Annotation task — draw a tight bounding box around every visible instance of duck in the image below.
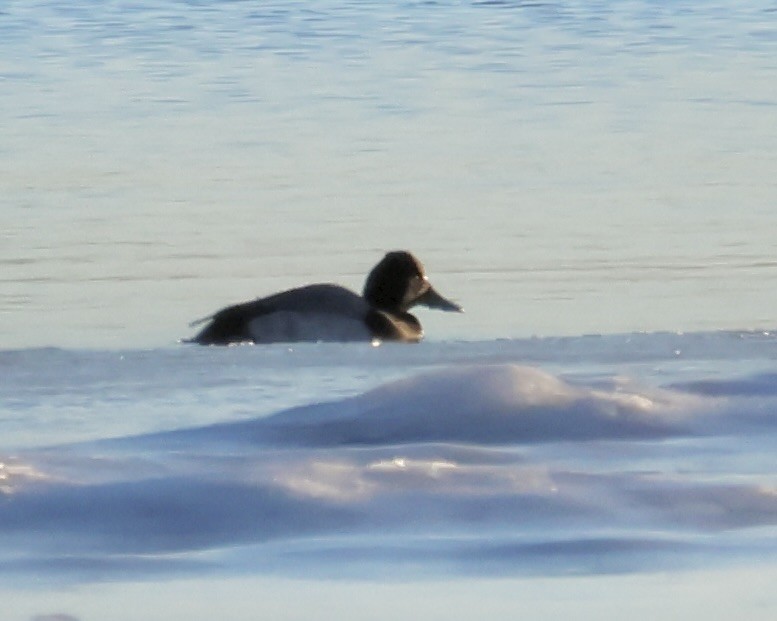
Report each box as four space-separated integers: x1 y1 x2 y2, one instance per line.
187 251 463 345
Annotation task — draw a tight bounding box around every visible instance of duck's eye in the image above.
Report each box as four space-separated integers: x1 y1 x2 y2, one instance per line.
415 275 430 294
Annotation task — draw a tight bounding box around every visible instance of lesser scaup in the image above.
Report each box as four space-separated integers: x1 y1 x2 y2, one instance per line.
187 251 462 345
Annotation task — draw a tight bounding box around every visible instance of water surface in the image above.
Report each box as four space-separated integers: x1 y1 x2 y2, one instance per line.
2 0 776 348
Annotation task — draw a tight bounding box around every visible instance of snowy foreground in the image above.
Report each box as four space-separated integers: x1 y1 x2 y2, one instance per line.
2 332 776 620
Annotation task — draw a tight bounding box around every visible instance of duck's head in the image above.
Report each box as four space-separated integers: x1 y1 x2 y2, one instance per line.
362 251 463 314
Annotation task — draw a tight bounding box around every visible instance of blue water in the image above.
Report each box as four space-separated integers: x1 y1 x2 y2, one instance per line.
3 0 777 348
2 1 777 620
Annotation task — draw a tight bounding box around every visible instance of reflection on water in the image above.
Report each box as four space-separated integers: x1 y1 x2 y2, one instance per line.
2 1 776 347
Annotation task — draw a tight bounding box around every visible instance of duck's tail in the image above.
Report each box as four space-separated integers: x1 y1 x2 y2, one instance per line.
188 314 213 328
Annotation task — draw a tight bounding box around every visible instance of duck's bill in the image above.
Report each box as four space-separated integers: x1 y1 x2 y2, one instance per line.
417 286 464 312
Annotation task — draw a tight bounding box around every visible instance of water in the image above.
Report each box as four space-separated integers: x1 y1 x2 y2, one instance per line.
2 1 777 620
3 0 777 348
